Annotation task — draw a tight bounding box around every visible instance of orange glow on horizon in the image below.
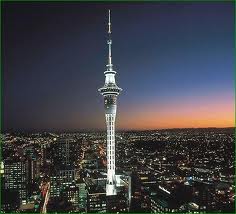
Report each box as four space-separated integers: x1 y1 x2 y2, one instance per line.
117 94 234 130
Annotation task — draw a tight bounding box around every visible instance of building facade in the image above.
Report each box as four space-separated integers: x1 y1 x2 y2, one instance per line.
3 159 28 205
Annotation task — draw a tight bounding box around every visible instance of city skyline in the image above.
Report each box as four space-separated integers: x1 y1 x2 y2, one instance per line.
3 2 234 132
1 128 234 212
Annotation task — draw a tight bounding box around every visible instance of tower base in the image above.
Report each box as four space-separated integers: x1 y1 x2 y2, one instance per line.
106 183 117 196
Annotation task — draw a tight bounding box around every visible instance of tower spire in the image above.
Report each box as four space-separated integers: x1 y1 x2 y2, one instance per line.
107 9 113 71
108 9 111 34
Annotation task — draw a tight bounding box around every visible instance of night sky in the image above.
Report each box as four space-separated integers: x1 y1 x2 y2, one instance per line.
3 2 234 132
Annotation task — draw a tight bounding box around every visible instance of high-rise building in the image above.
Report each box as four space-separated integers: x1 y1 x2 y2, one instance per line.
50 166 76 197
24 148 40 183
85 178 107 212
61 182 79 208
78 180 87 210
3 159 28 205
40 143 47 166
53 137 75 167
98 10 122 196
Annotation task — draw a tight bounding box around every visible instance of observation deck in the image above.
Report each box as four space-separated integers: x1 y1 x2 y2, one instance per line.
98 83 122 96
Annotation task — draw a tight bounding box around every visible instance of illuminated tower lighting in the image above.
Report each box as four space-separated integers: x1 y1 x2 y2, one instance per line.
98 10 122 196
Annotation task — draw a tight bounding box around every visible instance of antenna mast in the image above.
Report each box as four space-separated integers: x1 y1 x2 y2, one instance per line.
107 10 112 70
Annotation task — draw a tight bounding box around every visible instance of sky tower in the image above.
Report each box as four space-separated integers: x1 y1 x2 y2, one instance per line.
98 10 122 196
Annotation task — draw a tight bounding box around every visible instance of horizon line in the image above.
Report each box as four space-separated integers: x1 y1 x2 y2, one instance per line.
2 126 234 134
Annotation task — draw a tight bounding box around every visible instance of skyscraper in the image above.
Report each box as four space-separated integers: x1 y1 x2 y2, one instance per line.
52 137 76 167
3 159 28 205
98 10 122 196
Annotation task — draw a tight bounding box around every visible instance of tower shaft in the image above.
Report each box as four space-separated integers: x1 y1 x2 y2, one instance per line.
106 113 116 195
